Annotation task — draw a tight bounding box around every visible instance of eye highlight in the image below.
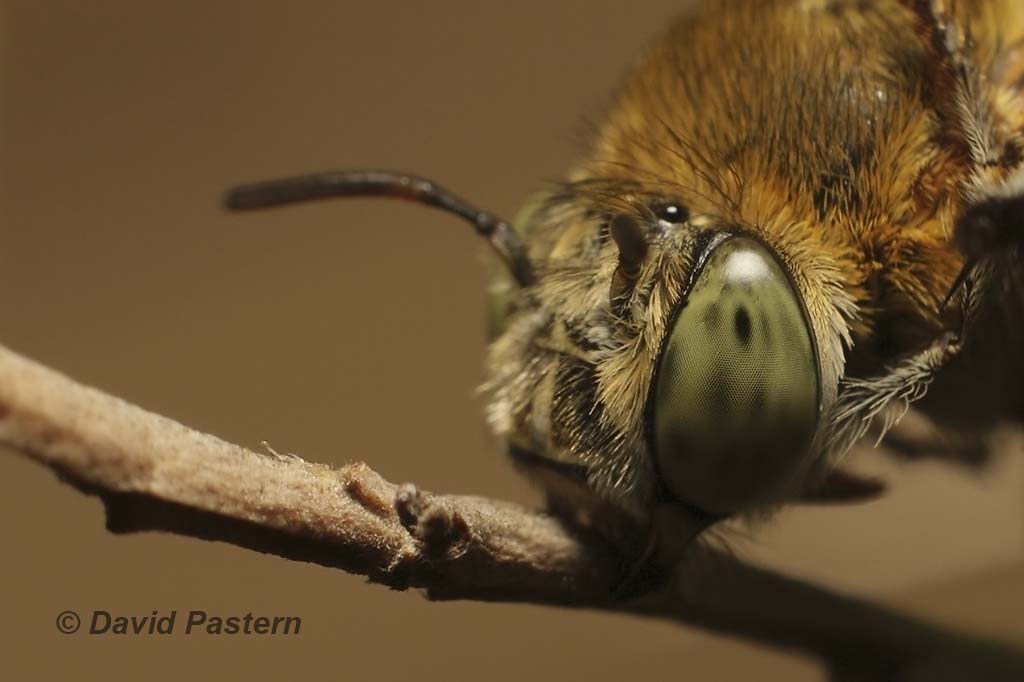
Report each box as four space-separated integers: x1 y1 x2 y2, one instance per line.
650 237 819 514
651 200 688 224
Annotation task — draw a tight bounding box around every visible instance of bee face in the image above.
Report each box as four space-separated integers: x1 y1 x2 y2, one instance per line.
231 0 1024 534
484 0 1024 524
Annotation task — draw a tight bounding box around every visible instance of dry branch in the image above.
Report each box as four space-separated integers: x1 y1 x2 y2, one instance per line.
0 342 1021 681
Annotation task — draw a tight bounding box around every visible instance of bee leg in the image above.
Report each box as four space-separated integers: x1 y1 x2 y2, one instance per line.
900 0 964 65
822 331 963 460
899 0 986 168
902 0 1024 311
535 491 667 600
606 523 661 600
947 183 1024 311
610 503 715 600
944 178 1024 319
955 192 1024 263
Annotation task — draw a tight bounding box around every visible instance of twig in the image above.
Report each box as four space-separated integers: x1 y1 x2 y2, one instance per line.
0 343 1021 680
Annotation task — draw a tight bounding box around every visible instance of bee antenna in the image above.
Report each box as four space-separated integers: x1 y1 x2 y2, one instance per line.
609 213 648 316
224 170 534 287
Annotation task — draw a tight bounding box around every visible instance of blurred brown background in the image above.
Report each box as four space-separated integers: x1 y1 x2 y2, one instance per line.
2 2 1023 681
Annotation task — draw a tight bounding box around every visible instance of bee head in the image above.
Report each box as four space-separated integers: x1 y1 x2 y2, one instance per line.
491 179 830 519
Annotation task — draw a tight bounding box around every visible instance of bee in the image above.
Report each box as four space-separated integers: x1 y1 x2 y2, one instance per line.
227 0 1024 554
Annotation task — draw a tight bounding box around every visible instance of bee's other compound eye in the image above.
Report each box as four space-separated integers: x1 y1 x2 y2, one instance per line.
651 200 688 225
651 237 819 515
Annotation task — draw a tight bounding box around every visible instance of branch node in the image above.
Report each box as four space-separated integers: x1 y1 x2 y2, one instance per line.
341 463 394 519
395 483 470 560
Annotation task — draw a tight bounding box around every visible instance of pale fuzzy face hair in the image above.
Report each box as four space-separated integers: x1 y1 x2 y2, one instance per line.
485 0 1024 522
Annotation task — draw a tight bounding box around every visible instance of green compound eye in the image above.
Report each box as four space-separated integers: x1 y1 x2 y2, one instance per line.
651 237 819 515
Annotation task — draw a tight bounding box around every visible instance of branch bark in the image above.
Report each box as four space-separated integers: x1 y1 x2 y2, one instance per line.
0 343 1021 681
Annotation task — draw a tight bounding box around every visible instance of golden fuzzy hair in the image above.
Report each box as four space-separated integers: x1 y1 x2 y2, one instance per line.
484 0 1024 525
